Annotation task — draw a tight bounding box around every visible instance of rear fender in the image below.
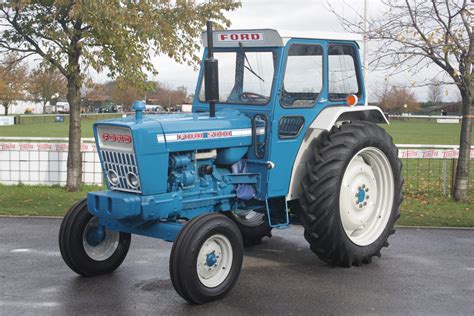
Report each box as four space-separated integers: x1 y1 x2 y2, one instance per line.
287 106 388 201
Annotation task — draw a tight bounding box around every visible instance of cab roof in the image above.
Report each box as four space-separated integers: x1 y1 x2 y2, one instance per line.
202 29 362 48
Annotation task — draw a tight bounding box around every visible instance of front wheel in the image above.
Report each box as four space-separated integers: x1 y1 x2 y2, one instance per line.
300 121 403 267
169 213 243 304
225 210 272 247
59 199 131 276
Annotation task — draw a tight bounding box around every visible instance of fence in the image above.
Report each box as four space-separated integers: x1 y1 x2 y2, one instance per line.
398 144 474 195
0 138 473 194
14 113 124 125
0 138 102 186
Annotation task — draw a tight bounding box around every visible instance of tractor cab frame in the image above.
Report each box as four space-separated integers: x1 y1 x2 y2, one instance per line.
194 28 386 206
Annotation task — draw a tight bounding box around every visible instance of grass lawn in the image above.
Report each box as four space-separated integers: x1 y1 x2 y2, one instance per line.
398 192 474 227
0 184 102 216
0 120 95 138
382 120 472 145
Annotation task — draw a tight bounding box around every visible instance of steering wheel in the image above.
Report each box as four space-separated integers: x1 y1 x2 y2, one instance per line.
240 92 268 102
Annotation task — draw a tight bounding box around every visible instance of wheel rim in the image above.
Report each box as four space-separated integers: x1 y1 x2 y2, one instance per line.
339 147 394 246
196 234 233 288
82 217 120 261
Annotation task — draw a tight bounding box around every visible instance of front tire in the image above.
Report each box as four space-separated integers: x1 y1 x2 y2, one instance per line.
225 210 272 247
169 213 243 304
300 121 403 267
59 199 131 276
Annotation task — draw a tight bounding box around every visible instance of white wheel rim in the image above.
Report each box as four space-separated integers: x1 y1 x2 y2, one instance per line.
339 147 394 246
197 234 233 288
82 217 120 261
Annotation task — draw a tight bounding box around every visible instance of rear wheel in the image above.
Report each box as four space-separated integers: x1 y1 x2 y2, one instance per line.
226 210 272 247
59 199 131 276
170 213 243 304
300 121 403 267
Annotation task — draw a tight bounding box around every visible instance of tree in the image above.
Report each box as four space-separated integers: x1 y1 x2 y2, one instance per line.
376 83 420 113
428 80 443 106
147 82 191 110
0 1 240 191
28 66 67 114
109 79 145 111
331 0 473 201
0 53 28 115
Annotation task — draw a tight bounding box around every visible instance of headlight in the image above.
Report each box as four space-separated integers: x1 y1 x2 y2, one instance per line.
107 170 119 186
126 172 139 188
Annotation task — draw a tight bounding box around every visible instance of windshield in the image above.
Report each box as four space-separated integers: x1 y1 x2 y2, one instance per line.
199 49 276 105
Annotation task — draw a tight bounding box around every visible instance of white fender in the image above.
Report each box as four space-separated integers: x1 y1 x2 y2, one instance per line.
287 106 388 201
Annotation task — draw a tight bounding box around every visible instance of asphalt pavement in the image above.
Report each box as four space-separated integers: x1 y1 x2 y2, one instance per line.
0 217 473 315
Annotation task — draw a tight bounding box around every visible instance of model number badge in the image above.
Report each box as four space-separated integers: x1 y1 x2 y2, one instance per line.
102 133 132 143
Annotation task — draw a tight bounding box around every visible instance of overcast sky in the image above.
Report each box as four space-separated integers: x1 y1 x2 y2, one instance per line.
94 0 459 102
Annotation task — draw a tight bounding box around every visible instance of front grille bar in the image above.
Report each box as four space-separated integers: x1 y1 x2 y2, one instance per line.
101 149 141 193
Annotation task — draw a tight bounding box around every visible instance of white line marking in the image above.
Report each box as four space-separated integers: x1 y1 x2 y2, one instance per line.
0 301 60 308
10 248 31 253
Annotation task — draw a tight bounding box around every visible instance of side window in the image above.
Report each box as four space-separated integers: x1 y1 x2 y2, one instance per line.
328 44 360 100
281 44 323 107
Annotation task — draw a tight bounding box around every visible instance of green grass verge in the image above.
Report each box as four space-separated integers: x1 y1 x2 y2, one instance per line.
382 120 473 144
0 184 102 216
0 120 95 138
399 192 474 227
0 184 473 227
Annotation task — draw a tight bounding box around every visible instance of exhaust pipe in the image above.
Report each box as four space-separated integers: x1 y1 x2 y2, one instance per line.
204 21 219 118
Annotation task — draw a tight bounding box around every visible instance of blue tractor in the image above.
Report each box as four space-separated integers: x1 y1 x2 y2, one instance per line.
59 22 403 304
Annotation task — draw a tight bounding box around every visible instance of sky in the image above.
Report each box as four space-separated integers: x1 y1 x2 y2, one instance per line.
123 0 459 103
8 0 458 103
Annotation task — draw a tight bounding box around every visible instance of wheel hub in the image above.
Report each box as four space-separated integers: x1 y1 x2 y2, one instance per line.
205 251 218 267
82 217 120 261
355 185 370 207
85 225 106 246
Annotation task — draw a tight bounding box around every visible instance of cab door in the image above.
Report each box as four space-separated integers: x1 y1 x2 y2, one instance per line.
266 39 328 198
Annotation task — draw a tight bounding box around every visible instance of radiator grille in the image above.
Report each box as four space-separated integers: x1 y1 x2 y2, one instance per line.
101 149 141 193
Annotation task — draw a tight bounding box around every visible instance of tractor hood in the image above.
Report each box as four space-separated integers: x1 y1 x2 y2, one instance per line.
94 109 253 154
154 110 253 152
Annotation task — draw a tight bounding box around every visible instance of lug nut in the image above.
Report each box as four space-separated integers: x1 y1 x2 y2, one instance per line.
364 201 367 206
365 188 369 192
362 184 366 188
366 195 370 199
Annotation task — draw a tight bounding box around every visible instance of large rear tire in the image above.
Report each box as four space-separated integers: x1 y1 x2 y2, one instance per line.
59 199 131 276
300 121 403 267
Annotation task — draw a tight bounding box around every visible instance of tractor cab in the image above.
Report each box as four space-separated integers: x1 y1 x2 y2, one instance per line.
193 29 372 200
